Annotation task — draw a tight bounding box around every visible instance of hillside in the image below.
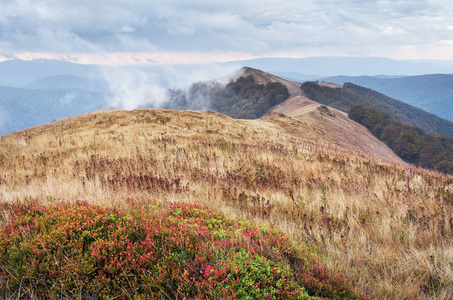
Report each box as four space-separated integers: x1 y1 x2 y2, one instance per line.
321 74 453 122
165 68 401 162
0 109 452 299
271 96 402 162
300 81 453 137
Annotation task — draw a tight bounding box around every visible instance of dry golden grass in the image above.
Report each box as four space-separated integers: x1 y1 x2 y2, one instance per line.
271 95 403 163
1 108 452 299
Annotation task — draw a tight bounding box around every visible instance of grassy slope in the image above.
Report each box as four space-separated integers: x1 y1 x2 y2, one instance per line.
271 95 402 163
0 109 452 299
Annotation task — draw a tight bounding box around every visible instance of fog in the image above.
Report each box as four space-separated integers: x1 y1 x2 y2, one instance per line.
101 63 242 110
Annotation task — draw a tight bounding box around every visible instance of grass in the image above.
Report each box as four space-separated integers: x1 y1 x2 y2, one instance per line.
0 108 452 299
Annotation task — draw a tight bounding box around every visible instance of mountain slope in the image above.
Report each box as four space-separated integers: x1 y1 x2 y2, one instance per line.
348 104 453 173
165 67 401 162
166 67 293 119
321 74 453 122
300 81 453 137
0 109 451 299
271 96 402 162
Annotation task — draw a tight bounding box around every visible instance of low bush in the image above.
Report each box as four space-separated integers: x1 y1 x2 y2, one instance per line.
0 200 359 299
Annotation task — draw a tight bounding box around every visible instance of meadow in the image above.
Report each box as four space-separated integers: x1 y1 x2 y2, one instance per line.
0 109 452 299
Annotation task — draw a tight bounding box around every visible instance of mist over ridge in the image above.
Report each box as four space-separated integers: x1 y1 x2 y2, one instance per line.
1 57 453 137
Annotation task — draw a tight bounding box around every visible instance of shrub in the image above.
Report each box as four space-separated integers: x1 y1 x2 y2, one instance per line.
0 200 359 299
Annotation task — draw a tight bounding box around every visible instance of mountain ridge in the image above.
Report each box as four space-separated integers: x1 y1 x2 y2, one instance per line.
270 95 402 163
22 74 106 91
300 81 453 137
319 73 453 122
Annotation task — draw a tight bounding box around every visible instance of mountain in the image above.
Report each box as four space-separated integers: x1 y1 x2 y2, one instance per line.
0 66 402 165
0 108 451 299
165 67 294 119
224 56 453 76
0 59 101 86
300 81 453 137
0 86 106 135
164 67 402 162
2 65 452 156
319 74 453 122
23 74 107 92
226 69 452 171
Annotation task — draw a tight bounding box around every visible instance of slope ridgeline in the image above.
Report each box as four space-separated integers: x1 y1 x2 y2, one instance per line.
300 81 453 138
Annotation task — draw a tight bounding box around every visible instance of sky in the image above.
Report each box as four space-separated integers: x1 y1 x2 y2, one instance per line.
1 0 453 65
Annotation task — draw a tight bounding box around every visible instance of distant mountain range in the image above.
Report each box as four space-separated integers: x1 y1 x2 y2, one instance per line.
226 57 453 76
0 59 101 86
1 58 453 137
0 86 105 135
317 74 453 122
22 74 107 92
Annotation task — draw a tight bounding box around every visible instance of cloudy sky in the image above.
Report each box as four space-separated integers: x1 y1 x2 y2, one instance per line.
1 0 453 64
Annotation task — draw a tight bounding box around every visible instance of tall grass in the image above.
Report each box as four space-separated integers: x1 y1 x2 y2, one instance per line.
0 109 452 299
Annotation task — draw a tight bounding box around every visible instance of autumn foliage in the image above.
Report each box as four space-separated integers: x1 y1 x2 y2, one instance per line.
0 200 358 299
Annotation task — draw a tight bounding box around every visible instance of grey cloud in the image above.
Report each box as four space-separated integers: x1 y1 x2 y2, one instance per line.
0 0 452 57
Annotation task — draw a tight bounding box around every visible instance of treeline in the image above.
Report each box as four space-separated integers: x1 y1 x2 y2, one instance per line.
211 75 289 119
348 104 453 174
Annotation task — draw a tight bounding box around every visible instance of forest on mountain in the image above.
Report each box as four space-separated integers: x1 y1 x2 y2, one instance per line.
300 82 453 137
212 75 290 119
167 75 290 119
167 81 223 111
349 104 453 174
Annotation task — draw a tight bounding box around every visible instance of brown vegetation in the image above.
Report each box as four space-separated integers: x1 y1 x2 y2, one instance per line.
271 95 403 163
1 108 452 299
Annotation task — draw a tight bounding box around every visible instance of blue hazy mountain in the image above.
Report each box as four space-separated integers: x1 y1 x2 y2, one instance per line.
0 59 101 86
0 86 106 135
23 74 107 92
